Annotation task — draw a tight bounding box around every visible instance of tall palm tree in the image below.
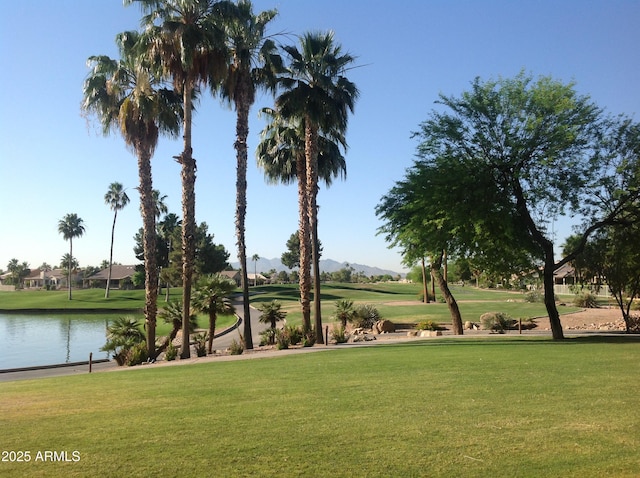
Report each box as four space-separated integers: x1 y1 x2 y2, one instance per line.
82 29 182 358
275 31 358 341
57 213 85 300
104 182 130 298
192 273 236 353
219 0 280 349
256 107 349 341
251 253 260 286
129 0 229 359
151 189 169 219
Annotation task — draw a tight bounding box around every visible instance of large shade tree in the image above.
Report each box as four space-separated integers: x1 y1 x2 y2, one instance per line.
57 213 85 300
82 29 182 357
104 181 130 298
381 72 639 340
128 0 230 358
270 33 358 341
219 0 280 350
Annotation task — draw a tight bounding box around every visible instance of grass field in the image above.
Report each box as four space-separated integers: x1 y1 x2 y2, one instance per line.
0 282 583 333
1 336 638 477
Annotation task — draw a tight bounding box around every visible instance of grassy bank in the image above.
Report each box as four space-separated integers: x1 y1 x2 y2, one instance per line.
1 336 638 477
0 283 581 331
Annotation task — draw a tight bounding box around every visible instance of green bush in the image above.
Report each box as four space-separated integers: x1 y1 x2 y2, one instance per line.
229 338 244 355
416 292 435 302
416 320 442 331
573 292 598 308
126 342 148 366
523 290 543 303
165 342 178 361
259 328 277 346
302 329 316 347
330 325 349 344
353 304 381 329
194 333 208 357
480 312 514 333
275 329 290 350
284 325 303 345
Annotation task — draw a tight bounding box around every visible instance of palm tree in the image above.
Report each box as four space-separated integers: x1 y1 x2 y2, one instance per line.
157 300 198 354
219 0 280 350
158 212 182 301
82 29 182 358
104 182 130 298
251 253 260 286
256 108 348 342
57 213 85 300
256 299 286 330
129 0 229 359
274 31 359 342
151 189 169 219
192 274 236 353
333 299 356 329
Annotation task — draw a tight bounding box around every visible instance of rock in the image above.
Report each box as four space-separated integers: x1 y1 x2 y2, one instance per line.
407 330 418 337
419 330 442 337
375 320 395 333
464 321 473 330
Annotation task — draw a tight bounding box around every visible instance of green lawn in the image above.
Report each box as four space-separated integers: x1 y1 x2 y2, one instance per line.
251 282 580 327
0 282 581 333
1 336 638 477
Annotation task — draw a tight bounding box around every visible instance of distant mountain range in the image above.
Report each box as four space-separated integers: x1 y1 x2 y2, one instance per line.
231 257 402 278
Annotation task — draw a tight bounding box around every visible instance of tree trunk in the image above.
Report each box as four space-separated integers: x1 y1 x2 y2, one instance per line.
68 239 73 300
180 81 196 359
297 129 312 333
137 146 158 359
421 257 428 303
234 86 253 349
105 210 117 299
305 120 323 343
543 247 565 340
431 250 463 334
207 308 216 354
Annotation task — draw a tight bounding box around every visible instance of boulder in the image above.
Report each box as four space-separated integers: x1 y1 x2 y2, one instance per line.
375 320 395 334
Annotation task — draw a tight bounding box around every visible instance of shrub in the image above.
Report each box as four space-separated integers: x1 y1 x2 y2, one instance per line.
193 333 208 357
275 329 290 350
229 338 244 355
573 292 598 308
126 342 148 366
165 342 178 361
284 325 303 345
331 325 349 344
259 328 277 346
523 290 543 303
416 320 442 331
353 304 381 329
302 329 316 347
480 312 514 333
627 315 640 333
417 292 435 303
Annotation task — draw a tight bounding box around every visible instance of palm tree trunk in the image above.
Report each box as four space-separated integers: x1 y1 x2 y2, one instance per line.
234 85 253 349
180 80 196 359
297 146 312 333
208 308 216 354
68 239 73 300
138 146 159 359
105 210 117 299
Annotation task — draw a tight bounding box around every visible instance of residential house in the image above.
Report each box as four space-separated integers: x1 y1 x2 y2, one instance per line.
87 265 137 290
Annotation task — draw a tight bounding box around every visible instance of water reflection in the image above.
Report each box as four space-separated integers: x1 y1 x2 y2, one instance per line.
0 313 136 369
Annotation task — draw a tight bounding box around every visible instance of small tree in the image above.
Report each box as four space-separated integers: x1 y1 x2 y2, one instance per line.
192 274 237 353
256 300 287 344
333 299 356 328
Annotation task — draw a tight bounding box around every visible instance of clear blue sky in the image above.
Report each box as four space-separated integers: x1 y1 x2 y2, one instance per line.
1 0 638 275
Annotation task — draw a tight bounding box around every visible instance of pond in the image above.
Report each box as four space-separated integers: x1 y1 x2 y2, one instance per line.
0 313 130 370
